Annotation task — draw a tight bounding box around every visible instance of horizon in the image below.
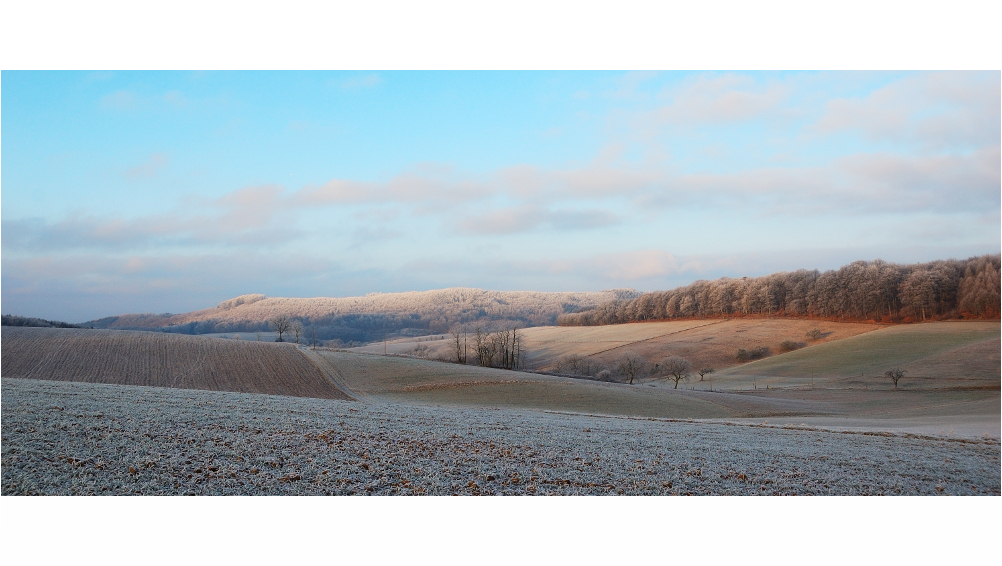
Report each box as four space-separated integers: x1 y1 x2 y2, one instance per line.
3 71 1000 322
6 252 1000 325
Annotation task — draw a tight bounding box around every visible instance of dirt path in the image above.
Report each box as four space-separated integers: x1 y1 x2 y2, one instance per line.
298 347 361 401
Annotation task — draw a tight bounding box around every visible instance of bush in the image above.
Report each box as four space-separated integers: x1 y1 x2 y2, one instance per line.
596 369 613 382
805 328 823 340
736 347 770 362
779 340 806 352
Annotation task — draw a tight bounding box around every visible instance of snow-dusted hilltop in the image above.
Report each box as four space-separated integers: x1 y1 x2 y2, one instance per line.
86 287 640 345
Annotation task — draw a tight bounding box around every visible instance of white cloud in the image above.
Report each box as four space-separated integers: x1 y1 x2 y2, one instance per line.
812 71 1000 149
100 90 136 110
124 153 168 180
641 73 791 129
340 74 382 90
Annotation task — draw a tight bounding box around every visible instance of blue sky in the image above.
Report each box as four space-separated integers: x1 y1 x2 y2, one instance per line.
2 70 1000 321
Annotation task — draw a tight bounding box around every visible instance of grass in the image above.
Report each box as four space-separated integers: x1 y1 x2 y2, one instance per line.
715 321 1000 390
317 350 746 419
351 318 883 374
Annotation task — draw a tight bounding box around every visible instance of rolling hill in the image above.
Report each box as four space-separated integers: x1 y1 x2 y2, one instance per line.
84 288 639 345
350 318 884 374
1 327 352 400
713 321 1000 390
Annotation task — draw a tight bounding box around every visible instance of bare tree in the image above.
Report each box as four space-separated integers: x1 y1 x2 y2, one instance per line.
617 354 646 385
474 326 492 367
884 367 906 389
291 320 304 344
697 367 715 381
661 356 692 389
271 316 290 342
451 326 468 364
556 354 581 374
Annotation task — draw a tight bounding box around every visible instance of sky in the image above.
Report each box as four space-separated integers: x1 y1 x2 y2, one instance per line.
2 70 1000 322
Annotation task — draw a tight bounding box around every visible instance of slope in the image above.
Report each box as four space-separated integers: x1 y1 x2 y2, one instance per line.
1 327 352 400
713 321 1000 390
314 350 828 419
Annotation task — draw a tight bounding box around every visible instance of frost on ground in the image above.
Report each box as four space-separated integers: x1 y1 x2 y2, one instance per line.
2 378 998 496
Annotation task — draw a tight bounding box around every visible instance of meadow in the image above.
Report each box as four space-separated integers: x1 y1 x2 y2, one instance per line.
714 321 1000 388
352 318 883 372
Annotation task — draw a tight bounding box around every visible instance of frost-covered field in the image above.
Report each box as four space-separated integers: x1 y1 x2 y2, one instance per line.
3 378 998 496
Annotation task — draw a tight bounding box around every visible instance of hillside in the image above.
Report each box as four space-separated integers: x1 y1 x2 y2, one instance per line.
85 288 638 345
313 349 802 419
0 327 351 400
559 254 1001 326
350 318 883 375
712 321 1000 391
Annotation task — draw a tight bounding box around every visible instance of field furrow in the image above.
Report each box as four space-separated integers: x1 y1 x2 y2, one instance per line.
1 327 351 400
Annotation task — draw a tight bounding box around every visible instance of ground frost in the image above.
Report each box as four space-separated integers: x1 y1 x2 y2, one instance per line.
2 379 999 496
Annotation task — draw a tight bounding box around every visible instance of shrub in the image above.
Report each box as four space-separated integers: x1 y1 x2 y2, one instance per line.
805 328 823 340
779 340 806 352
736 347 770 362
596 369 613 382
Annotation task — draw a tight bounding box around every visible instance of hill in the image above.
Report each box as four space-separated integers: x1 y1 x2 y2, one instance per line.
313 349 829 419
712 321 1000 391
350 318 883 375
2 314 81 329
559 254 1000 325
0 327 351 400
84 288 638 345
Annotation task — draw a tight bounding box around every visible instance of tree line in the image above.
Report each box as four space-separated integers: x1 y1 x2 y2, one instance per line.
450 325 524 370
1 314 82 329
557 254 1001 326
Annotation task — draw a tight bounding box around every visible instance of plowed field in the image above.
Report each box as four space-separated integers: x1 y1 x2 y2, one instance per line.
1 327 351 400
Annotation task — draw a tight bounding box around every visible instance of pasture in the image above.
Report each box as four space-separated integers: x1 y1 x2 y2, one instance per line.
315 350 753 419
714 321 1000 390
348 318 883 373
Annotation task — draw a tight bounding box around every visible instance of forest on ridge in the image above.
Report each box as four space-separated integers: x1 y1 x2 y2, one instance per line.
558 254 1001 326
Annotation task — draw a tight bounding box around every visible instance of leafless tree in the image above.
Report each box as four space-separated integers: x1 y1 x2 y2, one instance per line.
474 327 492 367
661 356 692 389
291 320 304 344
884 367 906 389
471 325 524 370
697 367 714 381
617 354 646 385
271 316 290 342
556 354 581 374
451 325 468 364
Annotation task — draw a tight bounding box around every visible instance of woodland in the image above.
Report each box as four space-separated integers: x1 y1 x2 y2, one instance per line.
558 255 1001 326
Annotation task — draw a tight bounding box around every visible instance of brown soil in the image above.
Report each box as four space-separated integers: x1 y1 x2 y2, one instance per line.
1 327 352 400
